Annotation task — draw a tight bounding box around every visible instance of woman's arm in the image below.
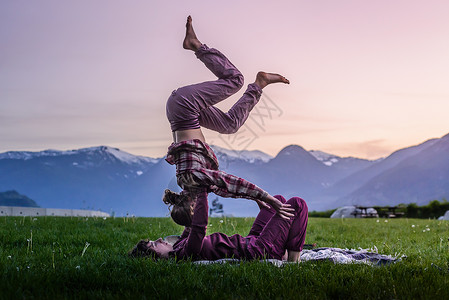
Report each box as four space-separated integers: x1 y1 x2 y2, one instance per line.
179 227 191 239
184 189 209 256
200 170 294 219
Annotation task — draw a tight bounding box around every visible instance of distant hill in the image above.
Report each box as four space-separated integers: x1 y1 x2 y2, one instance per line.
0 146 167 216
0 190 40 207
324 137 438 201
0 133 448 216
337 133 449 207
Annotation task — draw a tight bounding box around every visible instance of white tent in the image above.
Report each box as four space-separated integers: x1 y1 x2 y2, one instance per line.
438 210 449 220
330 206 378 218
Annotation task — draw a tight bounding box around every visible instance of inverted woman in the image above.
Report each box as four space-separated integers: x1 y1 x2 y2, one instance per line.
131 189 308 262
165 16 292 219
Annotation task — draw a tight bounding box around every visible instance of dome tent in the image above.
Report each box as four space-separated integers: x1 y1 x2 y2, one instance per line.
438 210 449 220
330 206 378 218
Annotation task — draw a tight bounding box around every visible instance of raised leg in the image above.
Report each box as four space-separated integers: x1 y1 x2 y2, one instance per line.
171 44 244 113
197 72 290 134
285 197 308 252
247 195 286 237
198 83 262 134
250 197 308 259
166 16 244 132
183 16 244 104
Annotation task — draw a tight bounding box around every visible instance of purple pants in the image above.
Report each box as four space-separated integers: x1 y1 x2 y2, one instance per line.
166 44 262 133
246 195 309 260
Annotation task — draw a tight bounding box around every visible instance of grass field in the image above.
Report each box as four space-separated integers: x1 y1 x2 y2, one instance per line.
1 215 448 299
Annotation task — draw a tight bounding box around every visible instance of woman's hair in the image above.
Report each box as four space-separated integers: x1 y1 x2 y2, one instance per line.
128 239 159 259
163 189 193 227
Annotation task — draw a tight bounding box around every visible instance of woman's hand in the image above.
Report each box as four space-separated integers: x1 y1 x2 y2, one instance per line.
255 199 271 210
266 196 295 220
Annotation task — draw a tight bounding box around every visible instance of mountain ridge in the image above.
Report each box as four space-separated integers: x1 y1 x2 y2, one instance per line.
1 133 448 216
0 190 40 207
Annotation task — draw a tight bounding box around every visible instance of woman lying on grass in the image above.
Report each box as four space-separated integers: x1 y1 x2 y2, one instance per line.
129 189 308 262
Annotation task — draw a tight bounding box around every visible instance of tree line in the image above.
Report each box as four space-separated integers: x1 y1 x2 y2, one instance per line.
402 199 449 219
309 199 449 219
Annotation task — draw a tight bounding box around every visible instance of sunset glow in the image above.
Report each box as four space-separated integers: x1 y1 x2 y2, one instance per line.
1 0 449 159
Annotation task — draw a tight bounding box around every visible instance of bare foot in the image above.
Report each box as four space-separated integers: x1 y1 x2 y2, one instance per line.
183 16 202 51
254 72 290 89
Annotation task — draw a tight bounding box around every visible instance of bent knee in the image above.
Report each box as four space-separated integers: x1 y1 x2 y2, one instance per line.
226 73 244 92
233 73 244 88
287 197 308 213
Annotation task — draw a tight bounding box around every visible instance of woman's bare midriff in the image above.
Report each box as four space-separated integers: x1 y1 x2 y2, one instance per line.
173 128 206 143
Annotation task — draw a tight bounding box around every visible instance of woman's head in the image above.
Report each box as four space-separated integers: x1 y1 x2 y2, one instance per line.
128 238 173 259
163 189 194 227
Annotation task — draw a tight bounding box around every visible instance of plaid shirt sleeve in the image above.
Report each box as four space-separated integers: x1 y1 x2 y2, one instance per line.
166 139 267 201
192 168 268 201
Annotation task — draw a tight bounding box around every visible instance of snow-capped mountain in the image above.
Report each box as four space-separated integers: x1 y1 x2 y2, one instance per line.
211 145 273 164
309 150 375 176
309 150 339 166
0 146 159 165
1 133 448 216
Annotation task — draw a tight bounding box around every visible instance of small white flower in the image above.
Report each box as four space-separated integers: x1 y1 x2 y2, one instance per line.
220 220 224 223
384 220 388 223
76 265 81 269
422 229 426 232
103 217 107 220
81 242 90 257
376 220 380 223
27 266 30 269
7 255 12 259
16 267 19 271
33 218 37 221
426 228 430 231
411 225 415 228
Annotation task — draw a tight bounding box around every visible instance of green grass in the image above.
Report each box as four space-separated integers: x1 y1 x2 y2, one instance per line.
1 216 448 299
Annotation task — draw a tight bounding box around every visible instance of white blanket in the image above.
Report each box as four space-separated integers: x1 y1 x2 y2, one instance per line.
193 247 404 266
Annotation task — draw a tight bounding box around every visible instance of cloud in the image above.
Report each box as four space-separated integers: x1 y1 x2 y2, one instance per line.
320 139 394 159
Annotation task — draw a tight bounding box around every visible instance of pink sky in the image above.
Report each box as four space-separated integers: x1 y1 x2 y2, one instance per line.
1 0 449 159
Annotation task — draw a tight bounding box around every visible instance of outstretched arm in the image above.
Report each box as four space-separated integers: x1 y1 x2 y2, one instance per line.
202 170 294 219
184 189 209 257
179 227 191 239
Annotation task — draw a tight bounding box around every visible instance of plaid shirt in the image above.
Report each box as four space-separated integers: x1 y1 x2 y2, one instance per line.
166 139 267 201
